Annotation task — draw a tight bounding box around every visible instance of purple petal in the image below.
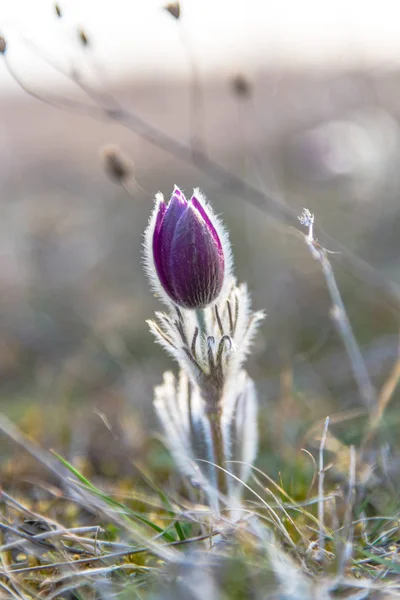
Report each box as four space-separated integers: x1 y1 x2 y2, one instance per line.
152 200 171 295
172 185 185 201
157 189 187 295
190 194 223 255
169 204 224 308
160 189 188 252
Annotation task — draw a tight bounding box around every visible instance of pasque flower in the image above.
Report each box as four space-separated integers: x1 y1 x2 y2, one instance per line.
145 185 263 511
144 187 229 309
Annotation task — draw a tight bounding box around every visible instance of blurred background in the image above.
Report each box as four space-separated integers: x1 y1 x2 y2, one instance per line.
1 0 400 488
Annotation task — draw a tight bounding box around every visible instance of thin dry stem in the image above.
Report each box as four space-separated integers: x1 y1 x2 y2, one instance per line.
336 445 356 577
300 211 377 410
363 331 400 448
318 416 330 563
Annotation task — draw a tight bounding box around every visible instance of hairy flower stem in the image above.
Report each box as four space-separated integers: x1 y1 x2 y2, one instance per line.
208 407 228 498
195 307 228 500
195 308 208 337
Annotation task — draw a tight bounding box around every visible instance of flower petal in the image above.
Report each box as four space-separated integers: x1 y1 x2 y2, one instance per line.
191 194 223 255
152 199 170 296
156 188 188 298
169 204 224 308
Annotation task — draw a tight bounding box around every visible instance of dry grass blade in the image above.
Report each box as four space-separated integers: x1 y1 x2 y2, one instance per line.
318 416 330 563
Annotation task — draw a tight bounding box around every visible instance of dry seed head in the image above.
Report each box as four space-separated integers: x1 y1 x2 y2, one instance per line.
231 74 251 99
100 145 133 184
77 27 89 47
164 2 181 20
0 35 6 55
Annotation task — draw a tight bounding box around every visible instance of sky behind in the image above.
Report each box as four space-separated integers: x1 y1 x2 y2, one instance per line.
0 0 400 96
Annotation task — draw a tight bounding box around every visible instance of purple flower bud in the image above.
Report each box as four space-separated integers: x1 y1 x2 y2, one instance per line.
145 187 227 309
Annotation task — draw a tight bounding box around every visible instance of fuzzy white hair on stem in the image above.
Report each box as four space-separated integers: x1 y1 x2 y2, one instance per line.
147 279 264 385
154 370 218 508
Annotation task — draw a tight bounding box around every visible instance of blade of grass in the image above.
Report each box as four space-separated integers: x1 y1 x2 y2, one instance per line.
133 462 187 542
52 451 176 543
